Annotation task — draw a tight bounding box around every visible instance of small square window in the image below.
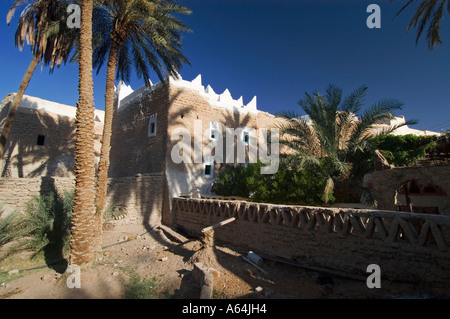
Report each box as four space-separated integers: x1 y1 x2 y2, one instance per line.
150 122 155 135
203 163 213 178
148 113 157 137
209 122 219 141
37 135 45 146
243 131 250 144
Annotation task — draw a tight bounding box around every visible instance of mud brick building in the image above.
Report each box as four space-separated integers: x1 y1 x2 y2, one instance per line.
0 74 285 224
0 73 447 224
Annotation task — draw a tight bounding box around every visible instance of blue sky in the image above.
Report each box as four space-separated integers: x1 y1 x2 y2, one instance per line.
0 0 449 131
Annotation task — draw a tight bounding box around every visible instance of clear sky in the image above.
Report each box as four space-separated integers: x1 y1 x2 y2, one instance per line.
0 0 449 132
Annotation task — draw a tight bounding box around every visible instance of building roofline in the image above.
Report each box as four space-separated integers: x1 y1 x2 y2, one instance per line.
116 73 259 115
2 93 105 123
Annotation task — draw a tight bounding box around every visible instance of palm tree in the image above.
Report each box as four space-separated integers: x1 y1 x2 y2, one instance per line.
391 0 450 49
91 0 191 246
278 84 411 203
0 0 77 157
69 0 98 265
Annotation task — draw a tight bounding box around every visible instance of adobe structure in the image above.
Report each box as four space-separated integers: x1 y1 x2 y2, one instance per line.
0 74 285 224
109 74 285 224
2 75 449 289
0 94 104 178
0 73 447 224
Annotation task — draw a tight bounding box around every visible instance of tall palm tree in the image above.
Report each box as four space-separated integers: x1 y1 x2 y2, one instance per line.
0 0 77 157
91 0 191 246
69 0 98 265
392 0 450 49
278 84 411 202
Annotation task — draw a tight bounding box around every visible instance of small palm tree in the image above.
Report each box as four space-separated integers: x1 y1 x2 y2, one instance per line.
278 84 411 203
0 0 77 157
69 0 98 265
392 0 450 50
91 0 191 246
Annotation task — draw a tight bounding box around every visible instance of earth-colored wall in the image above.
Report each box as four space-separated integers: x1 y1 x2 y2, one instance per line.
109 81 286 225
0 173 164 228
173 197 450 288
0 99 103 178
364 164 450 215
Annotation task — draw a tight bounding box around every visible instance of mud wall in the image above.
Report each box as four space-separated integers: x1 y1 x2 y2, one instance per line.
173 197 450 288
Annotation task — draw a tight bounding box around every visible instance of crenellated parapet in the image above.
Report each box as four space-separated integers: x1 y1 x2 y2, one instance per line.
115 73 258 114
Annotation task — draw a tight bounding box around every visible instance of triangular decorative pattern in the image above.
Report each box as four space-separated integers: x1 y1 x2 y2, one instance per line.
171 197 449 252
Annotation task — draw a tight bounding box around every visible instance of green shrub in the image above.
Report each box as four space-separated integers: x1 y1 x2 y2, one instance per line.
124 273 157 299
374 134 437 167
0 190 74 263
213 161 334 206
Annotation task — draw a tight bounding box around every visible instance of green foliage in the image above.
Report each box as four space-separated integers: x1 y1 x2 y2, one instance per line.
0 190 74 262
213 161 334 206
91 0 191 84
373 134 437 167
277 84 408 194
124 273 157 299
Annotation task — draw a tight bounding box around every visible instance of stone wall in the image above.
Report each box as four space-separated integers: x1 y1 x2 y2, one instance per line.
173 197 450 288
364 164 450 215
0 173 164 228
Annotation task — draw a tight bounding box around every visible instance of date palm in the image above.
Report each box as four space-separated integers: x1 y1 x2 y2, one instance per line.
278 84 410 203
0 0 77 157
91 0 191 246
69 0 97 265
392 0 450 49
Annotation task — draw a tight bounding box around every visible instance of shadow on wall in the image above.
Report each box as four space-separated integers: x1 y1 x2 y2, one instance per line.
0 98 76 178
164 90 255 225
107 87 189 231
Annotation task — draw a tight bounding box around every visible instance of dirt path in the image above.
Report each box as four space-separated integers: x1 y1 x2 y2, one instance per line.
0 221 446 299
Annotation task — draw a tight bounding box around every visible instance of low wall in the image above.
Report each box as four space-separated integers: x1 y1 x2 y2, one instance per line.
173 197 450 288
364 164 450 215
0 173 164 227
0 177 74 215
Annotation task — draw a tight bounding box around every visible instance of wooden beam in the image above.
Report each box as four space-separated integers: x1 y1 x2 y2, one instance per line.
201 217 236 233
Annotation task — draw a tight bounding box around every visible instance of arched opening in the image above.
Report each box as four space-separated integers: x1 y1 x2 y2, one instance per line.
395 179 446 214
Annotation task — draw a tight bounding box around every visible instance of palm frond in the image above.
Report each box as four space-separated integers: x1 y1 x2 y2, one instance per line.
340 85 368 114
426 0 446 49
7 0 31 25
391 0 417 21
92 0 191 84
10 0 78 70
322 177 334 204
392 0 448 49
275 110 304 120
279 83 407 185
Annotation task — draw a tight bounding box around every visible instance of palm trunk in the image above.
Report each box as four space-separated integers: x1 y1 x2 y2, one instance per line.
69 0 97 266
0 55 40 157
94 40 120 250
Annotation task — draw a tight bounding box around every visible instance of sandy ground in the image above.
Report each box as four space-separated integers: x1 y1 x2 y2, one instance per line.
0 221 447 300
